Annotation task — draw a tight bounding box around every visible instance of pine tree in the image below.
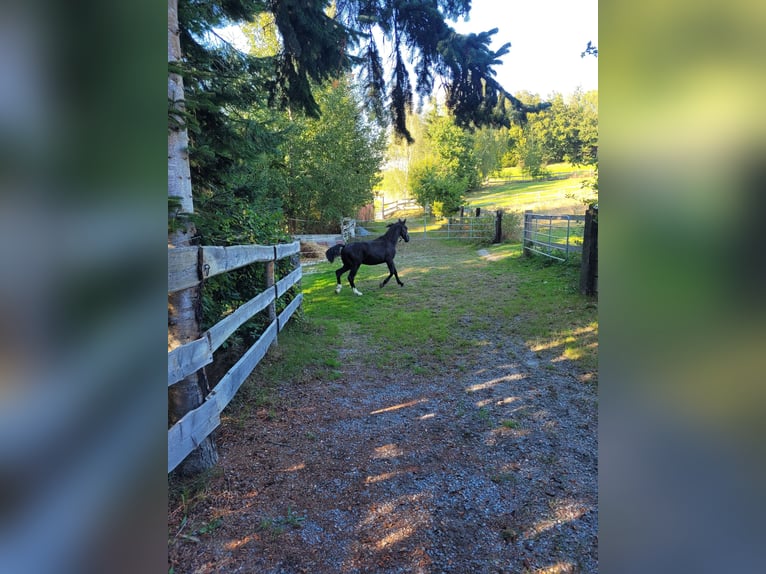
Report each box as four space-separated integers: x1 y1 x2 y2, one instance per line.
177 1 550 144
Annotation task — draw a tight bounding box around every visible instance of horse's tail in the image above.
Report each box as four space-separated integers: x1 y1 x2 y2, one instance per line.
326 244 344 263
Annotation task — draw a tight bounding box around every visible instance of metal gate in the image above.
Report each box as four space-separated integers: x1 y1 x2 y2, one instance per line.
522 211 585 261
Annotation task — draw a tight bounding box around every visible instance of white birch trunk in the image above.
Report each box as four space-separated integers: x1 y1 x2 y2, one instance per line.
168 0 217 475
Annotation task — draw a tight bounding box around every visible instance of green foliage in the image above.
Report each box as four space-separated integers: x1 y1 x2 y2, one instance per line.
425 111 480 190
193 188 291 339
406 110 481 215
178 0 550 144
499 210 522 243
522 89 598 168
409 159 466 217
283 77 386 232
271 239 598 388
518 133 550 179
473 126 508 181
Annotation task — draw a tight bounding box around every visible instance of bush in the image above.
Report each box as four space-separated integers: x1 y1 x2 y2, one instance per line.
500 210 523 242
409 160 466 217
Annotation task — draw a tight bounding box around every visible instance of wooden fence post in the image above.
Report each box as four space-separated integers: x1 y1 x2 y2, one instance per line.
523 210 533 257
266 250 277 347
579 205 598 295
493 209 503 243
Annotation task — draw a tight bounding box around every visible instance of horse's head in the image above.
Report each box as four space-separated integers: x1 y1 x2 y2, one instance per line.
385 218 410 243
397 218 410 242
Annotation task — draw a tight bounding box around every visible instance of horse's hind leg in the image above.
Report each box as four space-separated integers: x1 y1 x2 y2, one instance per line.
348 265 363 296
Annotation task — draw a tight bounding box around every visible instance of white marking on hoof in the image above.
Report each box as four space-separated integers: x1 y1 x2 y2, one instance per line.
352 288 363 296
335 284 342 294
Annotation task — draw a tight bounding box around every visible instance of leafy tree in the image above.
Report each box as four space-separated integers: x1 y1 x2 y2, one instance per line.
425 110 480 191
473 126 509 181
283 77 387 232
409 158 466 217
517 132 548 179
566 89 598 166
179 0 549 143
527 92 566 164
505 89 598 176
376 112 428 202
408 107 479 214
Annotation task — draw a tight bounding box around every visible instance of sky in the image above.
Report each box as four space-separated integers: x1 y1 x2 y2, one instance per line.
448 0 598 97
217 0 598 98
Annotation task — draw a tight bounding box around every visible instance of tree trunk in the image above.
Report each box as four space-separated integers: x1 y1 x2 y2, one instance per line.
168 0 217 475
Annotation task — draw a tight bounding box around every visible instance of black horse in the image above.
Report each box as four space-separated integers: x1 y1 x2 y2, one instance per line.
325 219 410 296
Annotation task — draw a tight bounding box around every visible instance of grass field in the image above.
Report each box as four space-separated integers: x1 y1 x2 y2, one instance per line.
377 170 594 221
360 174 592 244
234 240 597 416
376 162 596 211
465 176 593 216
232 170 598 417
492 161 593 179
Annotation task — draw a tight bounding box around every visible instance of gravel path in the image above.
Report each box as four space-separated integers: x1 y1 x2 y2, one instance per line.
169 324 597 573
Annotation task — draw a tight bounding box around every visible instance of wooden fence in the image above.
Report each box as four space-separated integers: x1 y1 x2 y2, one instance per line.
356 211 503 242
377 197 420 219
579 205 598 295
522 211 585 262
167 241 302 473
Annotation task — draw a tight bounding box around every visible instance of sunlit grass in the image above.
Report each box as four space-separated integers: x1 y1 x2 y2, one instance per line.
492 161 592 179
466 177 591 214
283 240 596 381
233 237 598 421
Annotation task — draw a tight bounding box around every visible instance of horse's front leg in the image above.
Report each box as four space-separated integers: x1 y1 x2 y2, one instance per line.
348 265 363 296
335 264 350 294
379 260 403 288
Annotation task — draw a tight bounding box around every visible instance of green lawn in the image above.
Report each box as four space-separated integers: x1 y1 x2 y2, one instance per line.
492 161 593 179
465 176 593 215
237 240 597 415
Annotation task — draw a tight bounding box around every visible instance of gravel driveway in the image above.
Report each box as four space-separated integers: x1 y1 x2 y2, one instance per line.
169 246 597 573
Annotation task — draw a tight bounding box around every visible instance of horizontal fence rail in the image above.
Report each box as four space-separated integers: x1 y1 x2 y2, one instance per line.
376 197 420 220
168 243 300 293
522 211 585 261
167 241 302 473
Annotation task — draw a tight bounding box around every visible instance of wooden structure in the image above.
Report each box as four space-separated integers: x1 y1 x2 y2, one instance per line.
167 241 302 473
